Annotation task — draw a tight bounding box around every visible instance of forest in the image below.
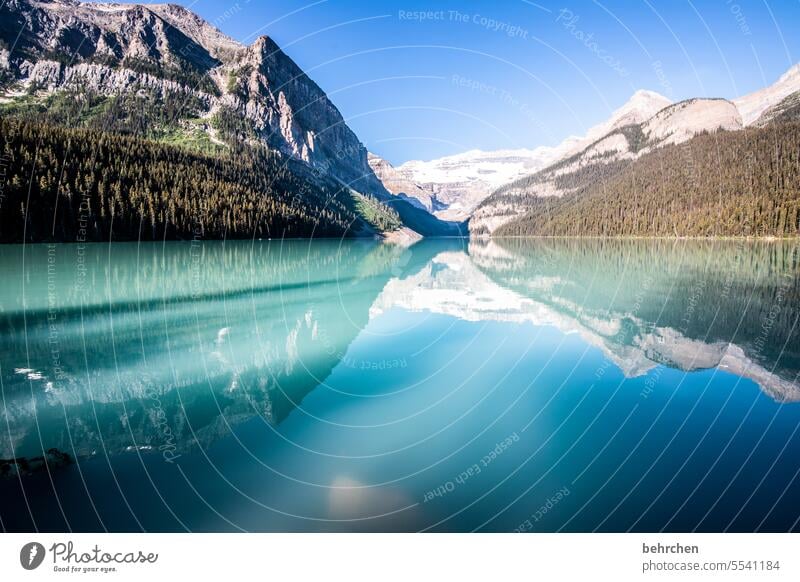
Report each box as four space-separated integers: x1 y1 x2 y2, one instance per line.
0 118 399 242
495 122 800 238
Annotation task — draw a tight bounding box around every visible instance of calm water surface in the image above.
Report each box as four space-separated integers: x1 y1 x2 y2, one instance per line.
1 238 799 532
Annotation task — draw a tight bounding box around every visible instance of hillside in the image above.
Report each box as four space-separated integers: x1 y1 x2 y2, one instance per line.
471 97 746 236
464 66 799 238
494 122 800 238
0 118 403 242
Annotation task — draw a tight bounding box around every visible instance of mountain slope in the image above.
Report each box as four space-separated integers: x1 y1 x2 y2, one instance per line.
734 63 800 126
0 117 405 242
471 95 744 236
471 65 799 238
495 121 800 238
753 89 800 127
575 89 673 146
0 0 457 239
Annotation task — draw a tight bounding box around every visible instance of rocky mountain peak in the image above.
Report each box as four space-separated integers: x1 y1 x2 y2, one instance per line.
0 0 391 199
585 88 671 141
777 62 800 84
145 2 243 59
226 32 381 193
250 34 280 53
734 61 800 125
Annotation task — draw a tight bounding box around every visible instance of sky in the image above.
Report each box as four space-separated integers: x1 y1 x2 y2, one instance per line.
160 0 799 165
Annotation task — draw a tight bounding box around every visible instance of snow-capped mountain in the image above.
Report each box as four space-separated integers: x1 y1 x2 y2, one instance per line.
380 63 799 236
390 147 572 221
469 60 800 237
384 89 672 222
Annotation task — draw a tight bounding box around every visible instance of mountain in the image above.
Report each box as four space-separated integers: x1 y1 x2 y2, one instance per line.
754 90 800 126
494 120 800 238
380 90 672 223
470 91 688 235
471 65 800 237
734 63 800 125
386 64 799 238
0 0 370 187
389 147 573 221
368 152 437 213
2 1 796 241
575 89 673 145
0 0 457 240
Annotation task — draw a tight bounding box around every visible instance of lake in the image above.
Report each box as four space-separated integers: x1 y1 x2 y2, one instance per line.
1 238 799 532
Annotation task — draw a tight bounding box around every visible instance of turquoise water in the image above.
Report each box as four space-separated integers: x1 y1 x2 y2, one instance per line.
1 238 799 532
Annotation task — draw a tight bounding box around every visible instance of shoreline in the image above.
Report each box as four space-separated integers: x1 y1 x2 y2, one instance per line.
481 235 800 241
2 234 799 246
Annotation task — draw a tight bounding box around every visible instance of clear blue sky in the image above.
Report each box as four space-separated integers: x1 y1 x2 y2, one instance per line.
173 0 798 164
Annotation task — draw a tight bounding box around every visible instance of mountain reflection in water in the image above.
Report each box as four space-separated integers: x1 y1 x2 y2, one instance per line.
0 238 798 532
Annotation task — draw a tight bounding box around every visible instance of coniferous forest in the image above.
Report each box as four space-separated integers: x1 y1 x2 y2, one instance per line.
496 122 800 238
0 118 399 242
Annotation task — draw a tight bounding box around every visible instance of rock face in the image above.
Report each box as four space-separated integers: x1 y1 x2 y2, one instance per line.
368 152 437 212
0 0 387 200
642 98 742 146
1 1 231 84
229 35 384 195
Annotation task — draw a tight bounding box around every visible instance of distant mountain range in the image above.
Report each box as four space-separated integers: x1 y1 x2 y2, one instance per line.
380 67 800 236
373 89 672 222
0 0 797 241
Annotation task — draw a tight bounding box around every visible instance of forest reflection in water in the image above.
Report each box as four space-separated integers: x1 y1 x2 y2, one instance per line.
0 237 798 532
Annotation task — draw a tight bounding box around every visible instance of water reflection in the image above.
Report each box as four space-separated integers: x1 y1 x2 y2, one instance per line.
0 240 449 460
1 238 798 463
469 239 800 402
1 238 799 532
